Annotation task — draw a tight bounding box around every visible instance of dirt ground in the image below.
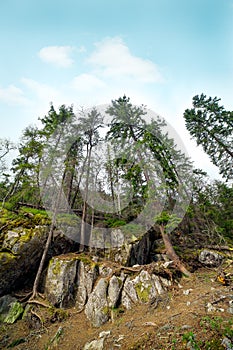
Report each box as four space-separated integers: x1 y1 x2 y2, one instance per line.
1 267 233 350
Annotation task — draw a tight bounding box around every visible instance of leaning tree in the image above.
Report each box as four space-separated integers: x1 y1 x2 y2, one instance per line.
183 94 233 181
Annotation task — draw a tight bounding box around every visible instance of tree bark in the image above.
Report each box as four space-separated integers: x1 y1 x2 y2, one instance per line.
159 224 191 277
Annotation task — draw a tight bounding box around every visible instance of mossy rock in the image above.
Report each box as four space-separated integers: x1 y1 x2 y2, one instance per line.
135 282 152 303
0 295 24 324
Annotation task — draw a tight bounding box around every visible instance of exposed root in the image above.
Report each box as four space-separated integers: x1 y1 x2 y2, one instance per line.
27 299 50 308
31 309 44 326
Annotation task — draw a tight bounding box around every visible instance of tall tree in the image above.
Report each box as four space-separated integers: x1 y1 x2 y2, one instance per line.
107 96 192 275
184 94 233 180
78 107 103 250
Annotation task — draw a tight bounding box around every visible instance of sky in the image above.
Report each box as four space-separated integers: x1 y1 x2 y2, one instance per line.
0 0 233 179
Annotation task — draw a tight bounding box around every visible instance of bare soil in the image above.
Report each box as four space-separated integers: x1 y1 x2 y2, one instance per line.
1 267 233 350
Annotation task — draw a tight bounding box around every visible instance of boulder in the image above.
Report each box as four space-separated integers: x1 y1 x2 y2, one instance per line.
0 226 48 296
122 270 168 309
85 278 110 327
45 254 80 307
0 295 24 324
108 273 125 308
198 249 224 267
75 260 99 310
83 338 104 350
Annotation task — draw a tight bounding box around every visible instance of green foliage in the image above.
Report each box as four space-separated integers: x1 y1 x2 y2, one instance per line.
184 94 233 180
104 218 127 228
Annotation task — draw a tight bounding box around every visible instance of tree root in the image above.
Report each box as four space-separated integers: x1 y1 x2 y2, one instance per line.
27 299 50 308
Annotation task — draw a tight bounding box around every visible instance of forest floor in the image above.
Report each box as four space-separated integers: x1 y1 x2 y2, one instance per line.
1 266 233 350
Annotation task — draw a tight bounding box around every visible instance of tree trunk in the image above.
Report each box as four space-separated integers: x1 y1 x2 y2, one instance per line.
159 224 191 277
80 144 92 251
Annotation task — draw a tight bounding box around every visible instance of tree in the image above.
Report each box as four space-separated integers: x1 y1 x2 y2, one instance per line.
106 96 192 275
78 107 103 250
0 139 15 202
31 104 79 299
183 94 233 180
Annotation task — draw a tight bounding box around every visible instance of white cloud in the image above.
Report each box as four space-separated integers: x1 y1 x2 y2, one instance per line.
38 46 74 67
0 85 30 106
87 37 163 83
72 73 106 91
21 77 60 102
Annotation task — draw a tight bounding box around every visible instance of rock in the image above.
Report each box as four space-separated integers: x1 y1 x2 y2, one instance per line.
121 270 167 309
83 338 104 350
83 330 111 350
75 260 99 310
127 230 158 266
0 226 48 296
228 300 233 314
198 249 224 267
85 278 110 327
0 295 24 324
221 337 233 350
108 273 125 308
99 265 113 277
99 330 111 338
45 254 79 307
121 276 139 309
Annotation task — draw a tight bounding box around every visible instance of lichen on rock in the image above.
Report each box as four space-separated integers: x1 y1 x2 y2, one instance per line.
0 295 24 324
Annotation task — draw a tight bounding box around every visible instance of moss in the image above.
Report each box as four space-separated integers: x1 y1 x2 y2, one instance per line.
102 306 110 316
51 258 62 275
135 282 151 303
2 301 24 324
0 252 17 265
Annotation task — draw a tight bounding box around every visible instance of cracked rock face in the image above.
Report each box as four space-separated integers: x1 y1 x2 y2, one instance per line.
44 252 172 327
45 254 80 308
75 261 99 310
84 278 110 327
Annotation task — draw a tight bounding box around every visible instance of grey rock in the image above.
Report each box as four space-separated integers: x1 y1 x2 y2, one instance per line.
45 255 79 307
108 274 125 308
75 261 98 310
121 270 166 309
85 278 110 327
221 337 233 350
228 300 233 314
83 338 104 350
198 249 223 267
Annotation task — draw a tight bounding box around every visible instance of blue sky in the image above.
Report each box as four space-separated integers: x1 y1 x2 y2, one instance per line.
0 0 233 178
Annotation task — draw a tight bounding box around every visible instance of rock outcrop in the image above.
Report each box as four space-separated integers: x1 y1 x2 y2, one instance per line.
44 253 172 327
0 226 79 297
0 226 48 296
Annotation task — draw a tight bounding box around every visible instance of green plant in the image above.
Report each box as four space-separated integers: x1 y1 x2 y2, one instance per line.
182 331 200 350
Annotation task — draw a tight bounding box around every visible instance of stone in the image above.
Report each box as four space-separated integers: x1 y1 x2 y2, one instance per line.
85 278 110 327
108 273 125 308
83 338 104 350
45 254 79 308
121 276 139 309
75 260 99 310
99 330 111 338
228 300 233 314
198 249 224 267
0 226 48 296
0 295 24 324
121 270 166 309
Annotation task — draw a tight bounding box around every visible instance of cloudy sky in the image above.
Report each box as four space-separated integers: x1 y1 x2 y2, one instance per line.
0 0 233 178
